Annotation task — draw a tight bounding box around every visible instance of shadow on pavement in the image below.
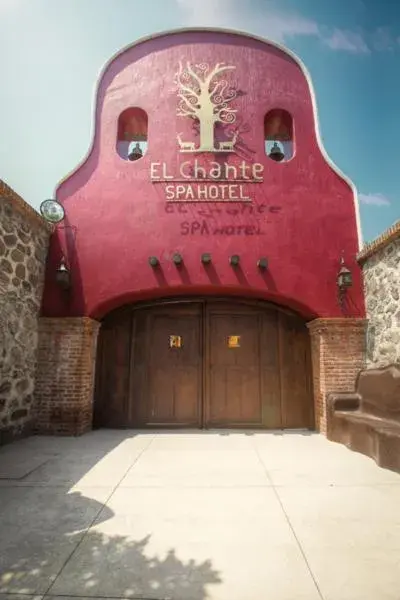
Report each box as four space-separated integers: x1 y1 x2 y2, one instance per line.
0 432 222 600
0 487 222 599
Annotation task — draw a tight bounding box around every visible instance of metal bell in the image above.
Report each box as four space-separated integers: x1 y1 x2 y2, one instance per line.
269 141 285 162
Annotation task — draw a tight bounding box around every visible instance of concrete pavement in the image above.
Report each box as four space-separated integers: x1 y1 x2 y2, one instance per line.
1 430 400 600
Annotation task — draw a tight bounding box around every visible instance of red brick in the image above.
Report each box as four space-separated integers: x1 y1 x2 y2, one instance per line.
307 318 367 433
34 317 100 435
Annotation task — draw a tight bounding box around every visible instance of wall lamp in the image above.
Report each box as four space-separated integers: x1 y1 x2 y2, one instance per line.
173 253 183 266
257 257 268 270
337 256 353 308
229 255 240 267
201 253 212 265
55 257 71 290
148 256 160 267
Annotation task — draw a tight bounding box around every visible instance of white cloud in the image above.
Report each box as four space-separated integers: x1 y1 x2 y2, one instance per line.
323 29 370 54
175 0 319 43
372 27 396 51
256 11 319 42
175 0 384 55
0 0 20 10
175 0 231 27
359 193 391 206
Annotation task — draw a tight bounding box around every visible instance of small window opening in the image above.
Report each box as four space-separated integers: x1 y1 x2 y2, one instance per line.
264 109 294 162
116 107 148 161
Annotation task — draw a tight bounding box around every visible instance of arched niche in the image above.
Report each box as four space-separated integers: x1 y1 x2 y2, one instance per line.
264 109 294 162
116 107 148 161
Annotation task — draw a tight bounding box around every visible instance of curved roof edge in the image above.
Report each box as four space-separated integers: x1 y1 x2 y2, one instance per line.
54 27 363 249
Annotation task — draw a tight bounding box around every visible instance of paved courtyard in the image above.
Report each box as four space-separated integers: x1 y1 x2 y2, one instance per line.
0 430 400 600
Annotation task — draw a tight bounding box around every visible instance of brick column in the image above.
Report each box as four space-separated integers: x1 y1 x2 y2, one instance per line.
307 319 367 434
34 317 100 435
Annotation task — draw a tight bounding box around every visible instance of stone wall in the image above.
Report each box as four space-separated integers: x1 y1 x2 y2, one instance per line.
0 179 52 444
358 220 400 368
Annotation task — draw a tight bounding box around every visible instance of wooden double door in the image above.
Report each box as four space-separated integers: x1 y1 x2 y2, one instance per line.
94 299 314 429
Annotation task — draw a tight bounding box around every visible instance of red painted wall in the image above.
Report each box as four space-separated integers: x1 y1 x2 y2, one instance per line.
41 29 365 320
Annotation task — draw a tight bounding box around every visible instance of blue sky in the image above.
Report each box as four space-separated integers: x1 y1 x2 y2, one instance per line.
0 0 398 243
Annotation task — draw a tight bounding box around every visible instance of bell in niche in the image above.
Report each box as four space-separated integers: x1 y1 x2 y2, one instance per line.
128 142 143 161
268 141 285 162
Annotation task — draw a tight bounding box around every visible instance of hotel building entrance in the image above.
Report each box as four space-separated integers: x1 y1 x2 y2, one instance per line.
94 299 314 430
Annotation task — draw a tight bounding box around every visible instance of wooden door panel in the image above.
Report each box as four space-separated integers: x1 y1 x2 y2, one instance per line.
279 312 313 429
207 310 262 425
149 369 173 422
260 310 282 428
93 312 132 427
209 368 261 422
145 308 202 426
130 310 150 426
147 366 200 423
173 368 201 421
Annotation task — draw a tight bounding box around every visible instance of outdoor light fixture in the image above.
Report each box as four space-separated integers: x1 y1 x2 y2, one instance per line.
148 256 159 267
229 255 240 267
55 257 71 290
201 253 212 265
268 142 285 162
173 253 183 266
337 256 353 308
257 257 268 270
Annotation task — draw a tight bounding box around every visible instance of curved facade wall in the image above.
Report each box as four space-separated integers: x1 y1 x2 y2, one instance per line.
40 29 365 321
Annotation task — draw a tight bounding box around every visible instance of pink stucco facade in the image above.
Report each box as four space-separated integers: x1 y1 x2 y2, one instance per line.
41 29 365 320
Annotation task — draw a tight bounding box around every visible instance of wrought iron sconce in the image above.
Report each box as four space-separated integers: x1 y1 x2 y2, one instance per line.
257 257 268 270
173 253 183 266
337 256 353 308
148 256 160 267
55 257 71 290
201 253 212 265
229 255 240 267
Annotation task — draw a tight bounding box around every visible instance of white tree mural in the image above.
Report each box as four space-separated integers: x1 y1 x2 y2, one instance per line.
175 61 238 152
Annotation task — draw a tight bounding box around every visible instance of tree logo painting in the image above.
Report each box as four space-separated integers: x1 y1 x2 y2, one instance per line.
175 61 239 153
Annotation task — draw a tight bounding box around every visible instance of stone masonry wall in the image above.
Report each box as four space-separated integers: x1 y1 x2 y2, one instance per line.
0 179 52 444
358 220 400 368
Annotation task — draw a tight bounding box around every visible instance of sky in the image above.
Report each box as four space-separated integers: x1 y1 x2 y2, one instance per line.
0 0 399 243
